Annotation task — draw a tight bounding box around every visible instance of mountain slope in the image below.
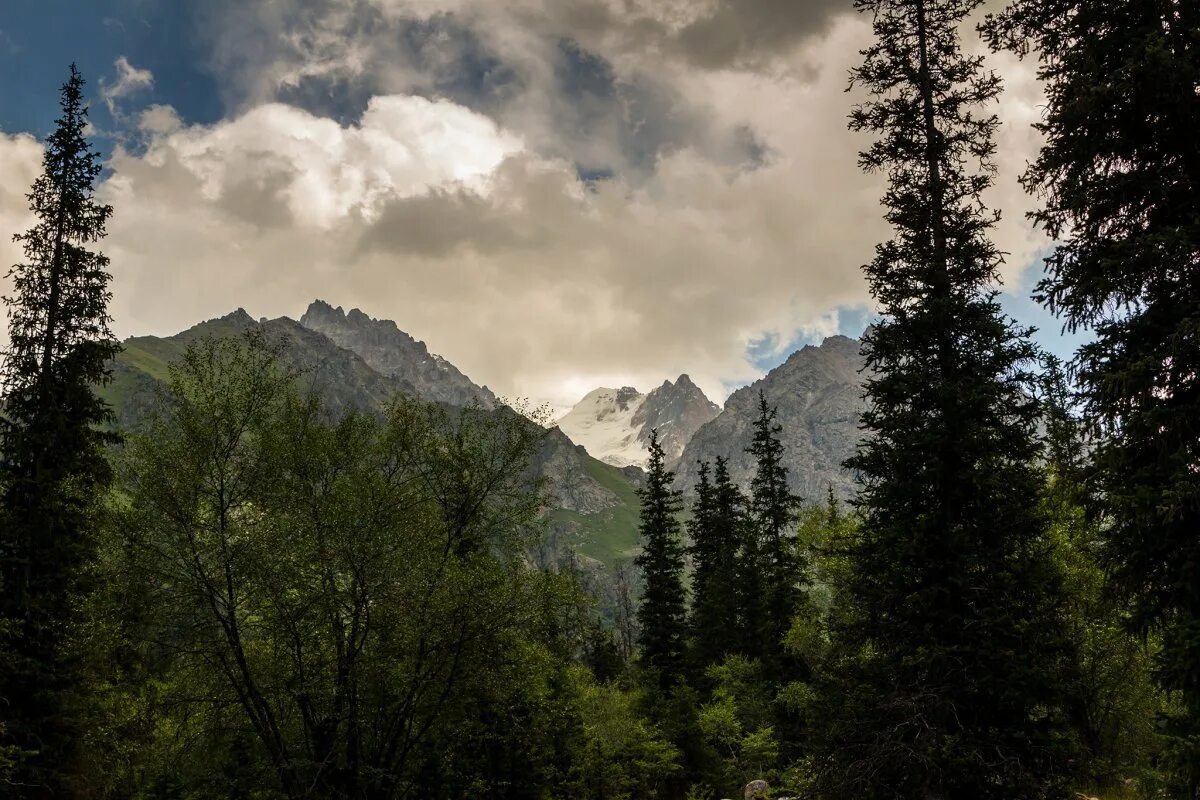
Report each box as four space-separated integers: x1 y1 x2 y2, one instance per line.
675 335 866 500
100 307 643 566
557 375 719 468
300 300 496 408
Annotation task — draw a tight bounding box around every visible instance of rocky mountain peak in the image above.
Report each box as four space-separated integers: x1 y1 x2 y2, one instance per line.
218 307 256 327
613 386 641 410
299 300 496 408
635 374 721 463
558 374 720 469
676 335 867 500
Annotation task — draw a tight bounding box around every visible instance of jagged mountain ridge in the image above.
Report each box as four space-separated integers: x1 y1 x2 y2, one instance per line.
557 375 720 468
674 335 867 501
300 300 497 409
101 305 645 566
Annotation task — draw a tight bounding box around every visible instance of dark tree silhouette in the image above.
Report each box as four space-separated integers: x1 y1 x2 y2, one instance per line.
746 392 802 677
820 2 1076 796
635 430 688 685
985 4 1200 792
0 65 120 795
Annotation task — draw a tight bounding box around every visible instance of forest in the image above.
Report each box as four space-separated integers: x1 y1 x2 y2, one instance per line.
0 0 1197 798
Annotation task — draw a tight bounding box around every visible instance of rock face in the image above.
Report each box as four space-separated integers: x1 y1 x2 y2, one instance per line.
557 375 719 468
636 375 721 463
300 300 496 408
527 428 625 515
675 335 867 501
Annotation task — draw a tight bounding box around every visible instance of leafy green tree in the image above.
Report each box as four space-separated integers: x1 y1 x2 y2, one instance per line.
696 655 783 798
576 675 681 800
688 458 745 672
745 392 803 677
984 4 1200 792
0 65 120 795
635 430 688 685
1037 361 1163 790
819 1 1076 796
113 331 554 799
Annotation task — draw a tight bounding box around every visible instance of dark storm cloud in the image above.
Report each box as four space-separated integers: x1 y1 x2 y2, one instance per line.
195 0 776 182
672 0 851 70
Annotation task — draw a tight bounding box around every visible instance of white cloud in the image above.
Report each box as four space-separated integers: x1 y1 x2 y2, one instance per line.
126 95 520 229
138 104 184 135
102 56 154 117
0 132 48 352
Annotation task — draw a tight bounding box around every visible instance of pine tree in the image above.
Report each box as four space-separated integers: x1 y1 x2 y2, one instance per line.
984 5 1200 792
0 65 120 793
821 2 1075 796
689 457 745 671
635 429 688 685
745 391 802 676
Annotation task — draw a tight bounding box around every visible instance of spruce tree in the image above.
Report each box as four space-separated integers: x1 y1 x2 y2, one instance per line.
822 2 1074 796
689 457 745 671
635 429 688 685
745 391 802 676
984 5 1200 792
0 66 120 793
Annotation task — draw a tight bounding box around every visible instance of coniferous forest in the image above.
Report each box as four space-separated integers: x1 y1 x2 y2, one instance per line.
0 1 1198 798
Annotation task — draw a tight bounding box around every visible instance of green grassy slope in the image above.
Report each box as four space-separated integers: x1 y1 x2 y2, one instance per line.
550 456 643 563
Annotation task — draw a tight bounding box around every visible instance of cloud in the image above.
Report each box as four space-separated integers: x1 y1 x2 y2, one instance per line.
1 3 1053 413
192 0 811 180
138 104 184 136
89 20 890 409
102 56 154 117
122 95 520 229
0 132 50 351
664 0 852 70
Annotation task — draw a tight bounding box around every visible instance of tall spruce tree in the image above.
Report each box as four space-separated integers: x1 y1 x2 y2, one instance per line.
984 4 1200 792
822 2 1075 797
0 66 120 794
635 429 688 685
689 457 745 671
746 392 802 675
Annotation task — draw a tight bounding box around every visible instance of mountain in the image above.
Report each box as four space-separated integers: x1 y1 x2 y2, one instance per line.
557 376 720 468
101 305 643 566
674 335 866 501
106 309 415 430
300 300 497 408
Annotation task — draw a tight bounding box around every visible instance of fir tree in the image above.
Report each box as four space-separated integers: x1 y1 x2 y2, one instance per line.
689 457 745 671
745 392 802 676
984 4 1200 792
635 429 688 685
822 2 1075 796
0 66 120 793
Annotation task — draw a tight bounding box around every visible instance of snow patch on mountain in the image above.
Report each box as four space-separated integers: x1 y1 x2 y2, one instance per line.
557 377 720 468
557 387 650 468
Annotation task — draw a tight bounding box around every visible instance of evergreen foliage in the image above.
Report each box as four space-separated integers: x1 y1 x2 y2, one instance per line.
745 392 803 676
0 65 120 795
984 4 1200 792
820 1 1076 796
688 457 745 672
634 430 688 685
1039 357 1164 788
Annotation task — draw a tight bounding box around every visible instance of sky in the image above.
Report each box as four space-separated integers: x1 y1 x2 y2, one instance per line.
0 0 1083 410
